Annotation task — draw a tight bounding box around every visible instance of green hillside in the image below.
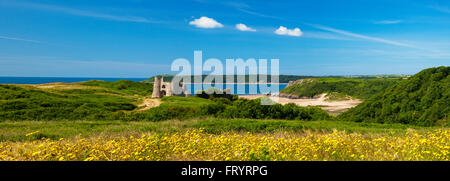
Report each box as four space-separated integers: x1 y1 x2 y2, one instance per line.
0 80 152 121
279 78 401 99
338 66 449 126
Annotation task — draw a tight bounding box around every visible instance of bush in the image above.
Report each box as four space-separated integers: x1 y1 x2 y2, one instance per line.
195 87 234 101
217 98 330 121
338 66 449 126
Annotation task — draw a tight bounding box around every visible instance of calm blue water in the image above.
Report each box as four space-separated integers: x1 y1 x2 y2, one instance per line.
0 77 147 84
186 84 287 95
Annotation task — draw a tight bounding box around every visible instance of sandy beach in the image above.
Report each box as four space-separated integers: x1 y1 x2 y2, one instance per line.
239 94 361 114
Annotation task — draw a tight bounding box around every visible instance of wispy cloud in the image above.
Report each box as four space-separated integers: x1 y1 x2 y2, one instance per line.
1 1 159 23
301 31 352 40
430 5 450 14
236 8 284 20
306 23 418 48
223 1 251 9
374 20 403 24
217 2 423 48
0 35 41 43
207 0 283 20
0 56 170 77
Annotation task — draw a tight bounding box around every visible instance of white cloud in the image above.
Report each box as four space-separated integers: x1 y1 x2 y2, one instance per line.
274 26 303 37
189 16 223 28
235 23 256 32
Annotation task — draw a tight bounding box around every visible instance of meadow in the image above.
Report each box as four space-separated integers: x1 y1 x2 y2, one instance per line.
0 127 448 161
0 118 447 161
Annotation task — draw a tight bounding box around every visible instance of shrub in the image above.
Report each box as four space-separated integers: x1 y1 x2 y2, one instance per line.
339 66 449 126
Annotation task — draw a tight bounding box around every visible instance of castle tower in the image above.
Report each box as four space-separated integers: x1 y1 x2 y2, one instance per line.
151 76 161 98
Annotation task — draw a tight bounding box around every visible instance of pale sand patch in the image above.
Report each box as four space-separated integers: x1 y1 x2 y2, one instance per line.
138 97 161 111
239 93 361 114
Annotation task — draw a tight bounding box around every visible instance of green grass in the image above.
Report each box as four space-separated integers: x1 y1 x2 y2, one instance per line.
0 120 181 142
0 119 441 142
189 119 437 135
80 80 153 96
57 88 124 95
159 96 214 107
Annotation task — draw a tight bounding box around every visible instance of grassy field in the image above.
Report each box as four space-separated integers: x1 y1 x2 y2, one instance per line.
0 123 447 161
0 118 448 161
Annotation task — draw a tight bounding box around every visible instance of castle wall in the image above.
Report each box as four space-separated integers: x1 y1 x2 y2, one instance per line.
152 76 187 98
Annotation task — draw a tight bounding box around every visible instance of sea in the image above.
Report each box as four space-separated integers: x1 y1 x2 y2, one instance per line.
0 77 147 84
0 77 287 95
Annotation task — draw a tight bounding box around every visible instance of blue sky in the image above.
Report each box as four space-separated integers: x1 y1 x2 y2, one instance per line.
0 0 449 77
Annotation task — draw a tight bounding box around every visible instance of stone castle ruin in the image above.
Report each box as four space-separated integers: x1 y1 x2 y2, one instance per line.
151 76 187 98
151 76 235 98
